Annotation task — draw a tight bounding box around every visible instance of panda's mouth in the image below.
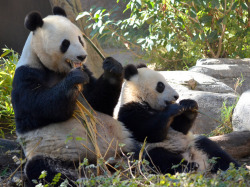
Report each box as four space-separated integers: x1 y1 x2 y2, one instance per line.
66 59 83 69
165 101 176 106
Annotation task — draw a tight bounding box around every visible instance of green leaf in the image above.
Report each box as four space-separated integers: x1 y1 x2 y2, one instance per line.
190 7 197 18
207 30 218 42
231 2 238 10
200 15 212 24
200 33 205 42
194 23 201 30
192 33 199 42
75 136 85 141
211 0 220 8
0 50 10 57
240 2 248 11
222 16 227 25
76 12 90 20
99 25 105 34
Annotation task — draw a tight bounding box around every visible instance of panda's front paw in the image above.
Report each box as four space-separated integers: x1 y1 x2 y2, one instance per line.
164 104 184 117
67 68 89 87
179 99 198 112
186 162 199 172
103 57 123 77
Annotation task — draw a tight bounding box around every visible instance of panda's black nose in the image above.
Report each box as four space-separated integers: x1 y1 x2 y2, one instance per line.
77 55 87 61
174 95 179 100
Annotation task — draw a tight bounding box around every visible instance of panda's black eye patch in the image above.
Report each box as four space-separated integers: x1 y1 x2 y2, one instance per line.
156 82 165 93
78 36 84 47
60 39 70 53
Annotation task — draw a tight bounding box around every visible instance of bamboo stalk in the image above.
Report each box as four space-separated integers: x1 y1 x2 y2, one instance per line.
82 32 105 60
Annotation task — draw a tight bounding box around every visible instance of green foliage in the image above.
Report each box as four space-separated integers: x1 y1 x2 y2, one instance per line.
31 160 250 187
208 100 238 136
78 0 249 70
0 48 18 138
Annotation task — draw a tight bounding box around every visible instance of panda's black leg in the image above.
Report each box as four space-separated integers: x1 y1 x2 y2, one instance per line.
25 155 78 187
145 147 199 174
170 99 198 134
195 136 240 173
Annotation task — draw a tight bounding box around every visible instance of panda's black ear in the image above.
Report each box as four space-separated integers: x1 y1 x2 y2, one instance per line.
136 63 147 69
25 11 43 31
53 6 67 17
124 64 138 80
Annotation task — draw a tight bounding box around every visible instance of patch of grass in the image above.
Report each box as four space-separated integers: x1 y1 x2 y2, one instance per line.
0 48 18 138
29 161 249 187
208 100 237 137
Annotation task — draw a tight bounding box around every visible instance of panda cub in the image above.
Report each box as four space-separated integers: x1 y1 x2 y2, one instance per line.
11 7 135 185
117 64 240 174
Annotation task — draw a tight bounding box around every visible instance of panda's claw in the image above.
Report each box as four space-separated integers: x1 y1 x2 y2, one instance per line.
103 57 123 76
179 99 198 112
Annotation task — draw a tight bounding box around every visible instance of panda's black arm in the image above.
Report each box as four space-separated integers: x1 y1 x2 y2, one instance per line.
118 102 182 143
11 66 86 133
82 58 123 116
170 99 198 135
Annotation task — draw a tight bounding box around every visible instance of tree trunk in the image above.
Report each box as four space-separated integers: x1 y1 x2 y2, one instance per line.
49 0 104 77
209 131 250 159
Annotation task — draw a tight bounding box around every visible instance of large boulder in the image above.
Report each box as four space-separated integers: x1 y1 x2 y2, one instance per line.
189 58 250 94
159 71 234 94
159 71 238 134
232 90 250 131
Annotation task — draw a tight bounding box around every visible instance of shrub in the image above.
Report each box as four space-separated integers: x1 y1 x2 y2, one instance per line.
0 48 18 138
77 0 249 70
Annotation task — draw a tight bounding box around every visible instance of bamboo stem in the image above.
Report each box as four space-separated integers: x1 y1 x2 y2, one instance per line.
82 32 105 60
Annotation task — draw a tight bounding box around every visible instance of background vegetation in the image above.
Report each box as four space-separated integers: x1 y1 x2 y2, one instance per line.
78 0 249 70
0 48 17 138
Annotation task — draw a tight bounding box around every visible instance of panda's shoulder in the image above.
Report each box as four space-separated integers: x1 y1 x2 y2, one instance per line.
14 65 47 82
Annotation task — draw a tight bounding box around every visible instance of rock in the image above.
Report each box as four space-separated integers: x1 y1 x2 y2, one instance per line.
0 139 22 181
159 71 238 134
232 90 250 131
159 71 234 94
209 131 250 159
189 58 250 94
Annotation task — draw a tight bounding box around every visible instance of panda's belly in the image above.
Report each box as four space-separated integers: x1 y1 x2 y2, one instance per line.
18 112 134 163
146 129 210 172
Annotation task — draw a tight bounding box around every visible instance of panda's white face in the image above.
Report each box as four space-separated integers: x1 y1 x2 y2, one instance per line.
122 67 179 111
31 15 87 73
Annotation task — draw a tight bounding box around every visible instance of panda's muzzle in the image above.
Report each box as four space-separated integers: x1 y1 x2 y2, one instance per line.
165 100 176 106
66 55 87 69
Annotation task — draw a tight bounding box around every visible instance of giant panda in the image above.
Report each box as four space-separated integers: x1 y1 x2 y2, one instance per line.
11 7 135 186
117 64 240 174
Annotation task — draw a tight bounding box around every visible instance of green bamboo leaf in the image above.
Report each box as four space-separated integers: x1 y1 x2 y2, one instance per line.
231 2 238 10
0 50 10 57
200 15 212 24
211 0 220 8
192 33 199 42
190 7 197 18
240 2 248 11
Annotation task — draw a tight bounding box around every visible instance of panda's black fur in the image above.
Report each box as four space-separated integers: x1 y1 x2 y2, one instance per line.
118 64 240 174
11 7 134 186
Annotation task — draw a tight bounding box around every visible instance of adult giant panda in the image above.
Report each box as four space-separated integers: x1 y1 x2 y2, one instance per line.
117 64 240 174
11 7 135 185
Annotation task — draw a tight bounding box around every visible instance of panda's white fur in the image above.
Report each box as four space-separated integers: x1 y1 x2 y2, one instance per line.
146 130 210 172
19 112 134 163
